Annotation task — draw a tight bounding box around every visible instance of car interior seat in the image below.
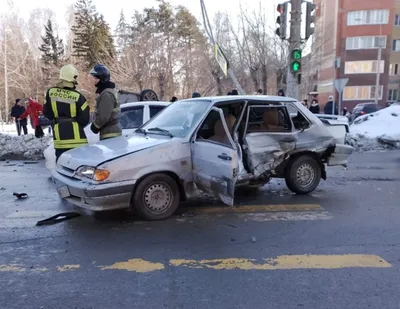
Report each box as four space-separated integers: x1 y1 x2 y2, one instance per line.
209 114 236 144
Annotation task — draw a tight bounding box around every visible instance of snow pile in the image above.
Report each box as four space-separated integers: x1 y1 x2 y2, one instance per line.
0 133 51 160
0 123 35 136
348 105 400 151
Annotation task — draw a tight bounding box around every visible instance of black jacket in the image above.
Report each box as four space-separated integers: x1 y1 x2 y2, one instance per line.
324 101 338 115
309 103 320 114
11 105 27 125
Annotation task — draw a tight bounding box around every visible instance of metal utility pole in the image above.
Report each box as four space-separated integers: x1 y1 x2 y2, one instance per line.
200 0 245 95
286 0 302 99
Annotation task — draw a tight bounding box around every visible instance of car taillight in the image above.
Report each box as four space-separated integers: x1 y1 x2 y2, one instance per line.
360 111 365 115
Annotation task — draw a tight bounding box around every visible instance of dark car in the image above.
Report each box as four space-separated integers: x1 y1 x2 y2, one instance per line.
350 103 378 122
118 89 159 104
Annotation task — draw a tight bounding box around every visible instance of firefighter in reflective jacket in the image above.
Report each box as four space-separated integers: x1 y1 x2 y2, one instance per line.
89 64 122 140
43 64 90 161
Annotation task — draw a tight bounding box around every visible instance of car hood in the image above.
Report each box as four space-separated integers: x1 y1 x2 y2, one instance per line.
57 134 171 171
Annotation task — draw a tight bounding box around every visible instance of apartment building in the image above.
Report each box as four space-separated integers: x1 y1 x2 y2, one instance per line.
313 0 398 109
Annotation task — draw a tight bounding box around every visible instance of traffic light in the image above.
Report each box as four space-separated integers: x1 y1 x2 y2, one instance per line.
305 1 316 40
290 48 302 74
275 3 288 40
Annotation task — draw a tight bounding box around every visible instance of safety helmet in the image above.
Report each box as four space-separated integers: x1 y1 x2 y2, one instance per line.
89 64 110 82
59 64 78 83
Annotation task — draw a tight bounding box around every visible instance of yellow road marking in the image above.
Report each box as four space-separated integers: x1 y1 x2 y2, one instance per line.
0 264 25 272
170 255 391 270
0 255 391 273
189 204 321 214
56 264 80 272
100 259 165 273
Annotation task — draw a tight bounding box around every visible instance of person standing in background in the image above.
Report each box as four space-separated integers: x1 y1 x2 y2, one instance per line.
309 99 320 114
18 98 44 138
11 99 28 135
89 64 122 140
277 89 285 96
324 95 338 115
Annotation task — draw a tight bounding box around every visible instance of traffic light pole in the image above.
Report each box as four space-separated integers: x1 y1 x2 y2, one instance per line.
286 0 302 100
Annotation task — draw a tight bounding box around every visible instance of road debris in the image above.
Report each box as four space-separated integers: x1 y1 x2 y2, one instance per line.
13 192 28 199
36 212 80 226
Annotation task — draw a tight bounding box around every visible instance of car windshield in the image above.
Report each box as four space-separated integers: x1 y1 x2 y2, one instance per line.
141 99 212 137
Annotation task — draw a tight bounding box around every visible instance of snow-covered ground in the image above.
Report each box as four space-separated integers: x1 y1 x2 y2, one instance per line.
0 122 52 160
347 104 400 151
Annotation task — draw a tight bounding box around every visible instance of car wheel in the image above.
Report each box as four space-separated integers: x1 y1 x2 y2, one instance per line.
140 89 158 101
285 155 321 195
133 173 180 220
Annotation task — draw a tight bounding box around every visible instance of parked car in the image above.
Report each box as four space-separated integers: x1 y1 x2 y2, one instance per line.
52 95 353 221
44 101 169 170
350 102 378 123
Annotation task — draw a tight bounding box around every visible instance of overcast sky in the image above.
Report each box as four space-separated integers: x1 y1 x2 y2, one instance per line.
1 0 279 37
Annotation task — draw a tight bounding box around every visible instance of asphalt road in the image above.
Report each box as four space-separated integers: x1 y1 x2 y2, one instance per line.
0 150 400 309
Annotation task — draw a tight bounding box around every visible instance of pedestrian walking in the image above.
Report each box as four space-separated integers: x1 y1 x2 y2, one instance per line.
11 99 28 135
89 64 122 140
43 64 90 161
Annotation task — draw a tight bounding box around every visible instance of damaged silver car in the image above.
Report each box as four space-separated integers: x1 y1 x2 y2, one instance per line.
52 96 353 220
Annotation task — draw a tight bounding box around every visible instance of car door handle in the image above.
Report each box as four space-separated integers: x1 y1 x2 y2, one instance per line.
218 153 232 161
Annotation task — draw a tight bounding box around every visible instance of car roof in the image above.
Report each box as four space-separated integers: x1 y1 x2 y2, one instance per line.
181 95 297 103
121 101 170 108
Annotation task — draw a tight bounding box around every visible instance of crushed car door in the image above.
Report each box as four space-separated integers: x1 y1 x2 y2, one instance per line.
243 104 297 177
191 107 239 206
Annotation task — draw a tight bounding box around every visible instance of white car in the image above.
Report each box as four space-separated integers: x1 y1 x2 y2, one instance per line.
52 95 353 220
44 101 169 170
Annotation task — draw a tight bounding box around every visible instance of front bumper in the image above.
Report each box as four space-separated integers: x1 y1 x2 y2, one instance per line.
52 169 136 211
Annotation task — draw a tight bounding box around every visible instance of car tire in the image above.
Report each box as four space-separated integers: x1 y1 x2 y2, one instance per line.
140 89 158 101
132 173 180 221
284 155 321 195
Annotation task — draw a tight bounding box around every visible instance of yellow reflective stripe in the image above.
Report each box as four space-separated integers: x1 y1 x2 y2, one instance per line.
51 102 59 118
81 101 89 111
72 122 80 139
101 133 122 139
54 141 88 149
54 124 60 141
54 139 88 145
70 103 77 118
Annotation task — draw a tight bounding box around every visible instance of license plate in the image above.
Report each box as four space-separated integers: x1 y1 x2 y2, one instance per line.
57 186 70 198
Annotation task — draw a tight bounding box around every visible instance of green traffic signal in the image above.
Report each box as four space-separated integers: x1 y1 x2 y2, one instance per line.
292 49 301 60
291 61 301 72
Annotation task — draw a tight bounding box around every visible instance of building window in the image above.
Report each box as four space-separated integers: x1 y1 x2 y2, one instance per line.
344 61 384 74
395 14 400 26
343 86 383 101
347 10 389 25
389 64 400 75
388 89 400 101
346 36 387 50
393 40 400 51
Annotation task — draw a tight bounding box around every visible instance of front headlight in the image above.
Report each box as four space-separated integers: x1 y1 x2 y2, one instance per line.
77 166 95 179
76 166 110 181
